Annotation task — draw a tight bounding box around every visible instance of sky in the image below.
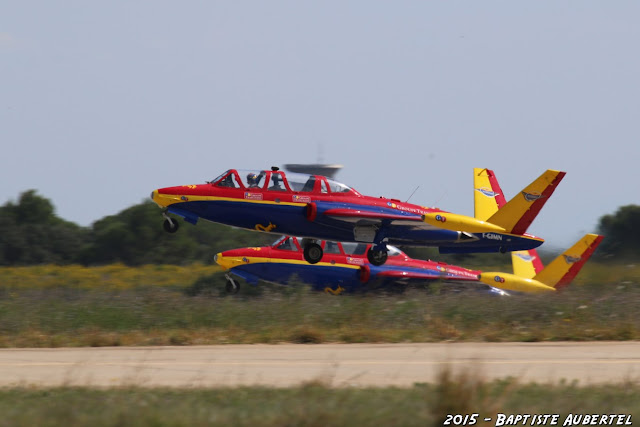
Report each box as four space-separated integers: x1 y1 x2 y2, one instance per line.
2 2 639 252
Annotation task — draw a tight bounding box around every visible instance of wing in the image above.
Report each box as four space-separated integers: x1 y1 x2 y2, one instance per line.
315 203 505 234
377 270 480 281
322 207 424 225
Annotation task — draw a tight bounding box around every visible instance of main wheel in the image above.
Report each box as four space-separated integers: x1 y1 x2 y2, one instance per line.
163 217 180 233
225 276 239 294
367 247 388 266
303 242 323 264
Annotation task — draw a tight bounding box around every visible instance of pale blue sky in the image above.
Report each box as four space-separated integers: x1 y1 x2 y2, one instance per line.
2 2 638 251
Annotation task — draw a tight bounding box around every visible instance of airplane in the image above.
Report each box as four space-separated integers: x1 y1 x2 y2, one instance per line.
213 233 603 295
150 167 565 266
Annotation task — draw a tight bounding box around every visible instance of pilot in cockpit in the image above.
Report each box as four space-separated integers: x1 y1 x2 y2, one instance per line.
219 174 236 188
247 173 261 188
269 173 285 191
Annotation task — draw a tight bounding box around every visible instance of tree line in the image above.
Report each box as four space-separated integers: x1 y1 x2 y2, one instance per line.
0 190 637 266
0 190 272 266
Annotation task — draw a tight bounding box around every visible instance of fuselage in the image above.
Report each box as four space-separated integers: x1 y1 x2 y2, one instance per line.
151 168 544 253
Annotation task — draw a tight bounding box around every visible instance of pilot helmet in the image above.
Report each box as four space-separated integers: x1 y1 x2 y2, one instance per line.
247 173 259 185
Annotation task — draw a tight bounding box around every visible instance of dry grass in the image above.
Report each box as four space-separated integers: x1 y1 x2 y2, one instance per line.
0 262 638 347
0 368 638 426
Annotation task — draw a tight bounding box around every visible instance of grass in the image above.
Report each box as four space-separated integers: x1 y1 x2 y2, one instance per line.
0 376 638 427
0 262 638 347
0 263 218 290
0 263 638 424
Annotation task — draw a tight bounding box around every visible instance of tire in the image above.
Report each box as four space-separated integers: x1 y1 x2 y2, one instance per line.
303 242 323 264
367 248 388 266
225 276 239 294
163 217 179 233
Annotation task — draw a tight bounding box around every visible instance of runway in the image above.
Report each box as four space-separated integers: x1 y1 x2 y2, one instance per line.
0 342 638 387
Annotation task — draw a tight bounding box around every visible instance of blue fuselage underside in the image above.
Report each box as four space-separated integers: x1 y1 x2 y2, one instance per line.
168 200 541 252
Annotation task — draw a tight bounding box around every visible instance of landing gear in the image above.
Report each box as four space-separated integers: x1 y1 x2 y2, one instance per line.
163 215 180 233
225 274 239 294
367 247 388 266
303 242 323 264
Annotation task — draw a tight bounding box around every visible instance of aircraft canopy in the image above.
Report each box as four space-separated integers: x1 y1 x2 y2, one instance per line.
210 169 359 195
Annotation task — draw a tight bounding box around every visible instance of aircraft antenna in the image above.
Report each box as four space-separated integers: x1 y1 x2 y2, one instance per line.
431 190 447 208
405 186 420 203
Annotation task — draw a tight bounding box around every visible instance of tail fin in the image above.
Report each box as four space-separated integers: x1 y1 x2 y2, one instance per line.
532 234 604 289
511 248 545 279
479 169 566 235
474 168 507 221
478 234 603 293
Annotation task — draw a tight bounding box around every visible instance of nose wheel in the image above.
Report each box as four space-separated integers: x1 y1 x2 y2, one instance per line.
162 213 180 233
225 274 240 294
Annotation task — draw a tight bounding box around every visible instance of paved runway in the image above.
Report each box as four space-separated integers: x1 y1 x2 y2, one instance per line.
0 342 638 387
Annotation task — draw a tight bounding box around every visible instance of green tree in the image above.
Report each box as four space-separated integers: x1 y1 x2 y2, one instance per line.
0 190 88 265
81 201 273 265
597 204 640 260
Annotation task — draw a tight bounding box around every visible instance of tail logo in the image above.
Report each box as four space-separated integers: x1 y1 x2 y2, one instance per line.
514 253 536 262
563 254 581 264
522 191 544 202
475 188 500 198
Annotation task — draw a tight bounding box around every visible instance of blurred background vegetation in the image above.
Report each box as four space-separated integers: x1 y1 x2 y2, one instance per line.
0 190 273 266
0 190 638 347
0 189 638 267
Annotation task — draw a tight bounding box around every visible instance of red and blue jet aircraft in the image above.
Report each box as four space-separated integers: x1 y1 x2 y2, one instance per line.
150 167 564 265
214 234 603 295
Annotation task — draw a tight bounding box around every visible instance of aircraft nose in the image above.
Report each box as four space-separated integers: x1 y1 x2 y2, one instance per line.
214 253 234 270
150 187 182 208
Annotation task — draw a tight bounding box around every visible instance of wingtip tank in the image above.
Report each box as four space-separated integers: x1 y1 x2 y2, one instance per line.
422 212 507 234
478 272 557 293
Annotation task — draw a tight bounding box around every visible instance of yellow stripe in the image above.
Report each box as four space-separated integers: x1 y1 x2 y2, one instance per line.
155 193 308 208
238 255 362 270
270 259 361 270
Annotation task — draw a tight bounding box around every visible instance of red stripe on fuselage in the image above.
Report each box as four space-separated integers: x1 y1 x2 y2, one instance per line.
157 184 446 215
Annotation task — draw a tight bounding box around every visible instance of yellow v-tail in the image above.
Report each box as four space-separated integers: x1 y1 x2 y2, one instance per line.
479 234 603 293
473 168 565 235
473 168 602 293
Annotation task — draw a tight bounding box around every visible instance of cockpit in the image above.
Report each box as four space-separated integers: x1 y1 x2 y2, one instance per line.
209 168 359 196
270 236 406 258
